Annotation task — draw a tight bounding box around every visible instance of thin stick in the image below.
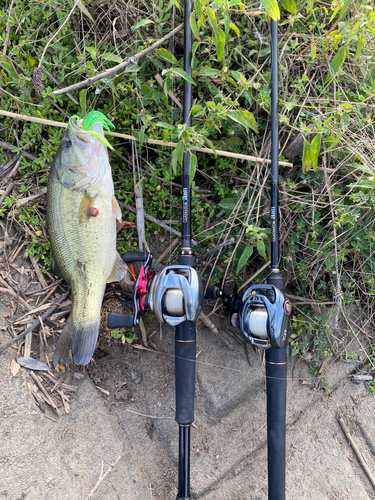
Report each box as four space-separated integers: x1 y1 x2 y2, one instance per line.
0 287 33 312
338 418 375 490
37 0 81 69
0 110 293 167
118 201 198 245
53 24 184 95
0 289 71 353
155 237 180 264
84 456 122 500
2 0 15 56
238 260 271 292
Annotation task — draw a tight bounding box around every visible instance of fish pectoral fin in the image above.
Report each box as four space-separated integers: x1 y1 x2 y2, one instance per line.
78 194 98 223
112 196 122 222
106 253 128 284
51 256 64 279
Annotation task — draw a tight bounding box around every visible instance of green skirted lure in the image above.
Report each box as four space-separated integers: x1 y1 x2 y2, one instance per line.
68 111 116 150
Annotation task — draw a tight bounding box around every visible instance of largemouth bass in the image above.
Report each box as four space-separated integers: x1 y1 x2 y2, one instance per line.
46 112 130 366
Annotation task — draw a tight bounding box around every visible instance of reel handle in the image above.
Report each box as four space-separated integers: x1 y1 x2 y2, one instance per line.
107 312 135 329
122 251 150 264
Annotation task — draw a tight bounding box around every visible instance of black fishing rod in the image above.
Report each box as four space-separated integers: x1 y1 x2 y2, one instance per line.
174 0 196 498
265 19 288 500
225 18 291 500
107 2 201 498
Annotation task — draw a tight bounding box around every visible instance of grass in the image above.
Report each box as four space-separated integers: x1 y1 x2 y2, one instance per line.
1 0 375 379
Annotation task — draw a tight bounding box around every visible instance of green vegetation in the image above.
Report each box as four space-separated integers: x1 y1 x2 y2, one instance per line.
1 0 375 379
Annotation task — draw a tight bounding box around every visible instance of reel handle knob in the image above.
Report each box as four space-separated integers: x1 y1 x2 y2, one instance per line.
107 312 135 329
204 286 223 300
122 251 150 264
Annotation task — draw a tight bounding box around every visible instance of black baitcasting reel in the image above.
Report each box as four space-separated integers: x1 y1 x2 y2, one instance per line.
107 251 204 330
227 284 292 350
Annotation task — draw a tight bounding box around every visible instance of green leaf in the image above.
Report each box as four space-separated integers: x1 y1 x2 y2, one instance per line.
279 0 296 14
79 89 87 116
0 58 18 79
355 36 365 60
86 46 97 61
302 134 321 174
191 104 203 115
218 197 239 210
227 110 258 133
156 48 179 66
189 153 197 185
256 239 267 259
175 140 184 166
229 0 245 7
172 149 178 175
206 7 226 61
366 22 375 36
259 0 280 21
190 12 201 41
325 47 346 83
194 0 204 23
102 52 122 64
197 67 221 77
236 245 253 273
229 22 240 36
131 18 154 31
203 137 217 157
173 67 195 84
156 121 175 129
240 110 258 133
26 55 36 68
77 0 94 22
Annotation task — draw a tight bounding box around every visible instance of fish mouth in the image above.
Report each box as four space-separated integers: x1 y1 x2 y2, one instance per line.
69 119 106 149
69 119 92 146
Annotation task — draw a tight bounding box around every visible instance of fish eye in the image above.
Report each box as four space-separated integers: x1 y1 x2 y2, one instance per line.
63 139 72 149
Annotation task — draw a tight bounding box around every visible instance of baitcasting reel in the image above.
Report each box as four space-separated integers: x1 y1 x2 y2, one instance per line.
230 284 292 350
107 251 204 330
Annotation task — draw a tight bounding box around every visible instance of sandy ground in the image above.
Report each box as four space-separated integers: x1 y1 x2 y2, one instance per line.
1 292 375 500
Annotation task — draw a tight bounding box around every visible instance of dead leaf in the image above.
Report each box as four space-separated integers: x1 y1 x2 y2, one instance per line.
9 359 20 376
116 221 136 233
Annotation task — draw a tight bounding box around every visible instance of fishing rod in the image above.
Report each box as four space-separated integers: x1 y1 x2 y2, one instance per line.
107 1 203 497
224 18 291 500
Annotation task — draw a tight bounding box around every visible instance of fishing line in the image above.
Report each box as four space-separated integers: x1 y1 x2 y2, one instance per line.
131 345 326 384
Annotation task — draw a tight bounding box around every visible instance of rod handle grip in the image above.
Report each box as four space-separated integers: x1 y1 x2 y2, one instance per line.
107 312 135 329
122 251 149 264
175 321 196 426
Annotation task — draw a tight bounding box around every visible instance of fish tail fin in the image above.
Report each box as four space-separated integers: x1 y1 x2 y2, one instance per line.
53 317 75 368
53 317 100 367
71 319 100 366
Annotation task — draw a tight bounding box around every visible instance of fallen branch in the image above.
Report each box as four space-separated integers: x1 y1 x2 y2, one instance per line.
84 455 122 500
0 286 33 312
118 201 198 246
338 417 375 490
0 111 293 166
0 289 71 354
53 24 184 95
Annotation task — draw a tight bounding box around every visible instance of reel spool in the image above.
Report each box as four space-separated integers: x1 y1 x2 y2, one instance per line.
148 266 203 326
232 284 291 349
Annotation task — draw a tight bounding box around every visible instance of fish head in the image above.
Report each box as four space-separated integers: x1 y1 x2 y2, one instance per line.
54 118 110 191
